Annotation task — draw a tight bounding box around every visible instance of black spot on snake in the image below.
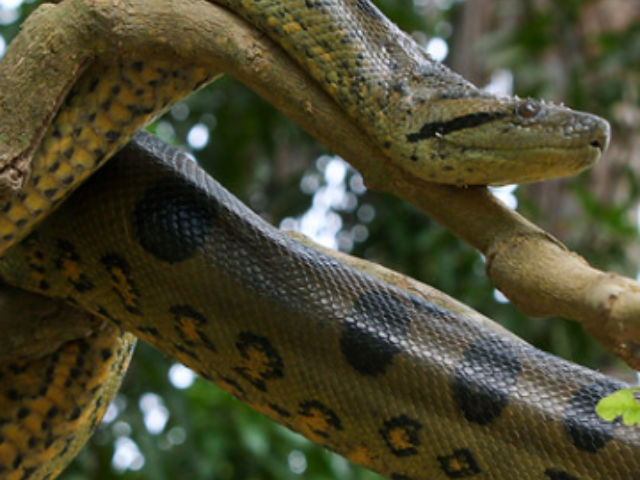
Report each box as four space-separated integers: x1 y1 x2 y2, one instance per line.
192 75 213 92
406 112 506 143
340 290 411 376
233 332 283 392
133 178 215 263
6 389 19 401
452 337 521 425
380 415 422 457
127 104 155 116
24 466 37 478
92 147 105 162
46 406 59 419
105 130 121 143
304 0 327 13
171 341 198 361
563 378 623 453
63 147 74 160
69 407 82 421
59 175 74 187
544 469 579 480
100 253 141 315
96 306 121 326
54 239 95 293
268 403 291 418
298 400 343 438
87 77 99 93
137 326 162 341
437 449 482 478
170 305 217 353
219 376 247 401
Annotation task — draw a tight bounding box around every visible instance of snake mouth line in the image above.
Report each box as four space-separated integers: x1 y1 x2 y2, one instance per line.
434 138 608 157
406 119 608 159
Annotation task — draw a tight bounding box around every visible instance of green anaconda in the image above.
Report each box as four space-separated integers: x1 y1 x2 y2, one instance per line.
2 132 639 479
0 0 625 479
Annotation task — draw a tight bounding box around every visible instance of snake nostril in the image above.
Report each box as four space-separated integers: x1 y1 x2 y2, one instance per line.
590 139 603 150
589 120 611 153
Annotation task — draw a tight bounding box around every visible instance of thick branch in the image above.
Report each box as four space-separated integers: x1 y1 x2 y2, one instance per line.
0 284 100 364
0 0 638 368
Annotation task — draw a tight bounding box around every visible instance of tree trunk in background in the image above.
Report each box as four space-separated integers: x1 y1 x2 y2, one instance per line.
523 0 640 273
447 0 497 86
446 0 640 272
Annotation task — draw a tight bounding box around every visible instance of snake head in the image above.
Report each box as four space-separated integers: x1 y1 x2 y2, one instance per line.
392 92 610 186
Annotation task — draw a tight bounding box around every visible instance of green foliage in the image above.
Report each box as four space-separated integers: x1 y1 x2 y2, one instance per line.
597 388 640 427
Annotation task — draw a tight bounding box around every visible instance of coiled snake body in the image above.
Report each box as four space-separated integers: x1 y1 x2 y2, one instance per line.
0 0 632 479
3 132 640 479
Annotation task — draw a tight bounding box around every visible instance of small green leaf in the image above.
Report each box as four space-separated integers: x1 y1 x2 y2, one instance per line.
596 388 640 426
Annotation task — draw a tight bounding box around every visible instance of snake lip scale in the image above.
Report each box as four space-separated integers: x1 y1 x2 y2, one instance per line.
0 0 631 479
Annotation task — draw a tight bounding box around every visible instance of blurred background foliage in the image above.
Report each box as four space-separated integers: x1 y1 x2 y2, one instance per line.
1 0 639 478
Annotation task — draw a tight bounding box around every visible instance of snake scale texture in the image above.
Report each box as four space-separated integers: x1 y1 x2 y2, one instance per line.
3 131 640 480
0 0 634 479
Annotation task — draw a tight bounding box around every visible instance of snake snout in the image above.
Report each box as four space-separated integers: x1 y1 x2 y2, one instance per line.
590 136 607 153
590 127 610 153
589 117 611 154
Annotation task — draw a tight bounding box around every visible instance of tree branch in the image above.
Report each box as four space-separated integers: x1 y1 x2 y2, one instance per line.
0 283 103 364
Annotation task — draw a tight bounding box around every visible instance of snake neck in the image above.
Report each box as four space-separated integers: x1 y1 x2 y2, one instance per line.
212 0 609 185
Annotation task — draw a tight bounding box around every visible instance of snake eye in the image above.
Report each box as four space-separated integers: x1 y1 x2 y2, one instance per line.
516 99 541 119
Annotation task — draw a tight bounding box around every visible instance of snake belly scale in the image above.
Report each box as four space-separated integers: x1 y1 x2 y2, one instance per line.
0 0 626 479
2 132 640 480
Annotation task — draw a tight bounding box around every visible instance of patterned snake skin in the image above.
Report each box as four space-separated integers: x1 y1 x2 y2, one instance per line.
0 0 629 478
2 132 639 480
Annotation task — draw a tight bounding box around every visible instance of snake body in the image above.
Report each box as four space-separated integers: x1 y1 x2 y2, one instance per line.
0 0 627 478
212 0 609 186
0 311 135 480
0 58 214 254
2 132 639 480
